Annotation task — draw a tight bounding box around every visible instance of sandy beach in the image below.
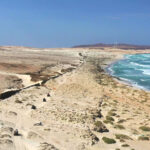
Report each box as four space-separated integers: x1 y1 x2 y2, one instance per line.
0 46 150 150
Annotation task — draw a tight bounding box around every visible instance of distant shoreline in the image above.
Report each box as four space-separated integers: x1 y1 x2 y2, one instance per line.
105 53 150 91
73 43 150 50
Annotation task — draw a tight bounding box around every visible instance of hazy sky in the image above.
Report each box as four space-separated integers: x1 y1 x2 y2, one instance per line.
0 0 150 48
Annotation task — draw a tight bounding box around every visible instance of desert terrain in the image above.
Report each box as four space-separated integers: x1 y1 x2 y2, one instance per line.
0 46 150 150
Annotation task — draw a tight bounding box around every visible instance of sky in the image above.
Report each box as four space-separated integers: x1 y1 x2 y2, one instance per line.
0 0 150 48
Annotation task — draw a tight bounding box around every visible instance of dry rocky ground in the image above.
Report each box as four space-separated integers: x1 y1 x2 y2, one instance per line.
0 47 149 150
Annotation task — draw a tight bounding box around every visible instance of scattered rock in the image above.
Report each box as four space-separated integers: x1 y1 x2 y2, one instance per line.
31 105 36 110
43 98 46 102
79 53 83 56
14 129 21 136
47 93 50 97
34 122 43 126
82 129 99 145
91 133 99 145
94 121 109 133
91 109 102 119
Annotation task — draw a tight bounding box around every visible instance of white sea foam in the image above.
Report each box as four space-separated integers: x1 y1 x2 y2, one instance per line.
119 77 148 90
140 79 146 81
141 69 150 76
107 66 114 75
130 62 150 68
108 54 150 91
140 54 150 58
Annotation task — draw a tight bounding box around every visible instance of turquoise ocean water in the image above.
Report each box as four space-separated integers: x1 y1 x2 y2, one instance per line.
108 54 150 90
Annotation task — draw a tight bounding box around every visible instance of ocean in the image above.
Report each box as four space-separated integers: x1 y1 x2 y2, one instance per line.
108 54 150 90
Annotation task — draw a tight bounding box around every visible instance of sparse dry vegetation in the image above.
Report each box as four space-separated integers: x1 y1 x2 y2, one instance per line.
102 137 116 144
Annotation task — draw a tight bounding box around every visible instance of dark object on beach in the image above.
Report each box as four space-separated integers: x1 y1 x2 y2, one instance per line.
92 109 102 120
43 98 46 102
31 105 36 110
47 93 50 97
96 109 102 118
34 122 43 126
79 53 83 56
14 129 20 136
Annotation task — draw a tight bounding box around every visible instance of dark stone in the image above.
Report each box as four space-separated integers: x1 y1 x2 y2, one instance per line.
34 122 43 126
14 129 21 136
96 110 102 118
79 53 83 56
31 105 36 110
47 93 50 97
92 109 102 119
43 98 46 102
91 134 99 145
